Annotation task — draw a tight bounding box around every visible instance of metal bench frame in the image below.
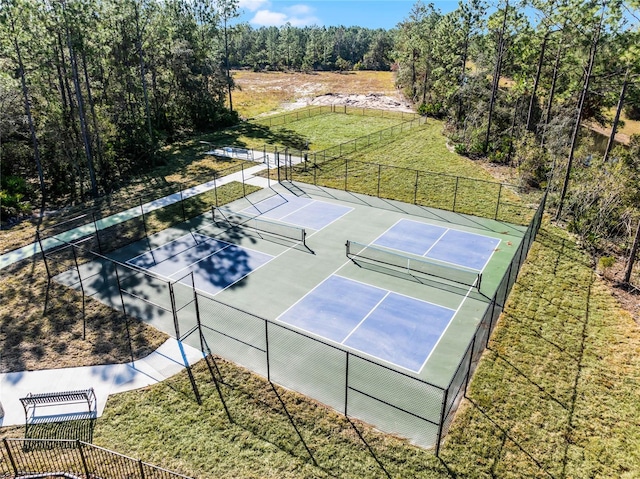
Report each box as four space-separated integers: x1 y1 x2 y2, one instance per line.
19 388 97 424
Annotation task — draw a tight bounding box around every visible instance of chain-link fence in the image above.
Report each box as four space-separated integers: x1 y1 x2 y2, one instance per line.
284 157 536 226
1 438 193 479
36 185 546 452
253 104 419 128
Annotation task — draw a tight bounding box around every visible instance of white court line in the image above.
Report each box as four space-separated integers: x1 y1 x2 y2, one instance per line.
194 244 286 298
474 238 502 272
127 232 196 264
242 194 354 235
242 194 311 220
333 273 456 311
127 231 219 266
167 243 233 279
340 291 390 344
415 281 477 374
422 228 450 257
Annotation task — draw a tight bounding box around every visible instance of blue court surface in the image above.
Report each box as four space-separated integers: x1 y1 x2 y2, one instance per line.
242 194 352 231
278 275 456 372
373 219 501 271
127 232 272 295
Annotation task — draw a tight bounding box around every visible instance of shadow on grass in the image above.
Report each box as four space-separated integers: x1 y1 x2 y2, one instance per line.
199 352 401 479
436 225 596 479
24 419 95 444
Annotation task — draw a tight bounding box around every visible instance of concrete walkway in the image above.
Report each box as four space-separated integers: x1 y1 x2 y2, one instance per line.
0 161 271 270
0 338 204 427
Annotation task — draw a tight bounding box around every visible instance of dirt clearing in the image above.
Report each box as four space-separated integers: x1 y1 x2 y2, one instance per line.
232 70 414 118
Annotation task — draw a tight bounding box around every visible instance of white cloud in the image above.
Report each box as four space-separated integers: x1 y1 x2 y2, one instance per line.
238 0 269 12
250 4 319 27
251 9 288 26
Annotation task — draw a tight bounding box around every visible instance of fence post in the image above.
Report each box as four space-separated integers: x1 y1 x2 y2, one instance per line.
265 321 270 381
92 213 103 254
494 184 503 220
3 439 19 477
77 440 91 479
169 283 181 340
276 148 281 183
344 352 350 416
138 459 146 479
344 158 348 191
486 297 498 347
463 336 476 397
436 388 449 457
452 177 460 212
139 198 149 240
213 174 219 207
413 170 419 204
241 164 246 197
377 164 382 198
36 230 52 279
71 245 87 340
179 189 186 222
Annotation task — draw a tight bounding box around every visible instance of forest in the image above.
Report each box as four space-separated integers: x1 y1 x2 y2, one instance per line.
1 0 639 272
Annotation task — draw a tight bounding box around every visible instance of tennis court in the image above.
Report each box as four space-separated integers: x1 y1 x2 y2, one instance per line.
53 183 528 447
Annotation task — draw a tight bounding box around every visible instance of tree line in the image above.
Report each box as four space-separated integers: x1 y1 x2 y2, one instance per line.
227 24 394 72
0 0 399 216
1 0 240 211
1 0 639 280
393 0 639 279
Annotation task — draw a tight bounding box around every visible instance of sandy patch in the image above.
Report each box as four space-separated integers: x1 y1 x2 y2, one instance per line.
282 93 415 113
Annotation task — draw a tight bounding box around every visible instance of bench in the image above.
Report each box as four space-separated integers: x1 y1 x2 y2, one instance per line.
19 388 97 424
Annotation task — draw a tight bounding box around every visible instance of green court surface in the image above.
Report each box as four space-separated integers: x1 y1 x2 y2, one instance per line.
54 182 527 448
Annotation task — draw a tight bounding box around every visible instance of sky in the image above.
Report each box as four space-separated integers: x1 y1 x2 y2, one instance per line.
236 0 461 30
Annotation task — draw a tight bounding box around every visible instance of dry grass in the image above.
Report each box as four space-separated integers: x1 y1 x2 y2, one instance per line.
232 70 398 118
0 257 168 374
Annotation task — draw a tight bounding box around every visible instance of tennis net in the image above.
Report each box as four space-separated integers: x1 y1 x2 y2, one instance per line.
213 207 307 246
345 240 482 289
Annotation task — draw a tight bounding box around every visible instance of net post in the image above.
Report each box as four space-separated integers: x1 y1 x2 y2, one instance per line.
345 240 350 258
